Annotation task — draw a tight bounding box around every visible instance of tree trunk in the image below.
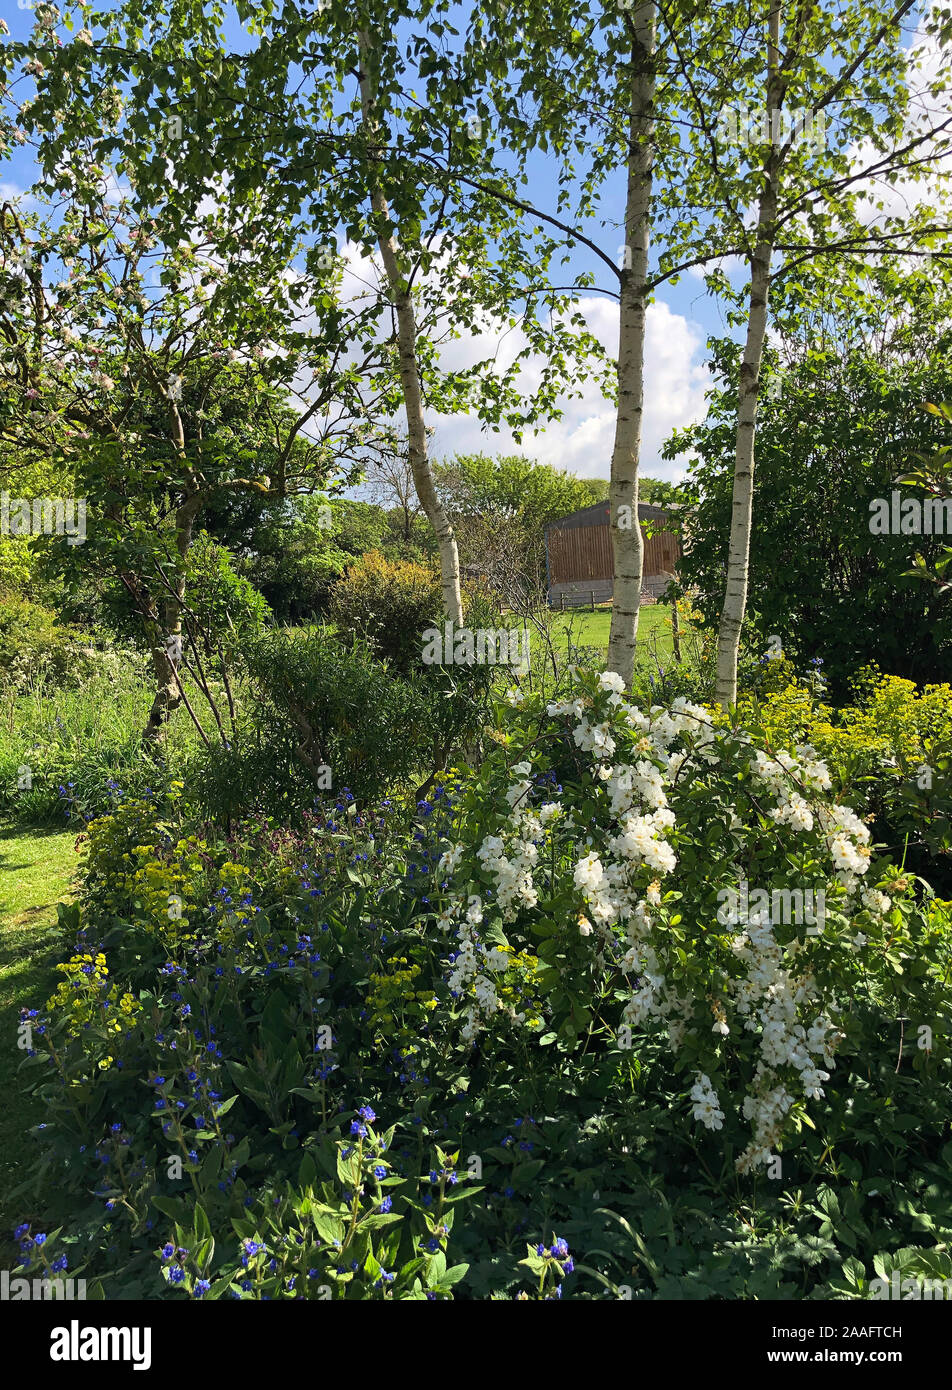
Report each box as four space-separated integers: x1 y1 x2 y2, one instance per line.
607 3 657 688
715 7 783 709
143 412 203 742
357 30 463 625
143 620 182 743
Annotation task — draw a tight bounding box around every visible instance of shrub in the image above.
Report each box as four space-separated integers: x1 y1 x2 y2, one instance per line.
0 594 106 694
434 670 951 1171
328 551 443 673
189 627 489 823
183 533 272 660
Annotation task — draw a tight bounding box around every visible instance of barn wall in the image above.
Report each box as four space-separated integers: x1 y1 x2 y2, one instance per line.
547 518 681 584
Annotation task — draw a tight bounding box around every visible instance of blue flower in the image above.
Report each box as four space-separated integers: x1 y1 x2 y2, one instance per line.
378 1196 392 1213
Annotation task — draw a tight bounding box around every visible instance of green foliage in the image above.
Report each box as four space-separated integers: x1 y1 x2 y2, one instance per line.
189 626 488 823
667 298 952 702
638 477 692 508
328 551 444 674
218 496 398 623
898 399 952 601
0 595 105 694
157 1125 475 1300
434 455 607 526
183 532 271 658
731 671 952 894
11 744 952 1300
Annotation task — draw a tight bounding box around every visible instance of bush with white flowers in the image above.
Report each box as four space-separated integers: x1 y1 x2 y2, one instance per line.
436 668 928 1172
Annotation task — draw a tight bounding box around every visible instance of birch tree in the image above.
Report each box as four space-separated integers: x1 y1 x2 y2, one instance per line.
605 2 657 682
356 26 462 622
458 0 759 685
674 0 952 706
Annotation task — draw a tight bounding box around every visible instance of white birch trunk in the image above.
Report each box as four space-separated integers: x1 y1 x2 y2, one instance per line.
715 5 783 708
607 2 657 687
357 30 463 625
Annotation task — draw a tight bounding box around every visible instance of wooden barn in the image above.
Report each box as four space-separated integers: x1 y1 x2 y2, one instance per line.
544 501 682 608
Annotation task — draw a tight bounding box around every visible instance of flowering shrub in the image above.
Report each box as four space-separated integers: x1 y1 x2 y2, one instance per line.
733 672 952 888
435 670 947 1171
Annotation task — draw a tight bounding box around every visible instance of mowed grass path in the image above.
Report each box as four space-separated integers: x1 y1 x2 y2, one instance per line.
0 822 79 1250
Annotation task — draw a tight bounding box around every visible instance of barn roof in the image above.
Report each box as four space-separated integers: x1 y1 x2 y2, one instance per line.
545 500 674 533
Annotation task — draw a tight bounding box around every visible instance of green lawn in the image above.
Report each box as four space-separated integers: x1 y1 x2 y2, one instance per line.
0 822 79 1252
535 602 676 664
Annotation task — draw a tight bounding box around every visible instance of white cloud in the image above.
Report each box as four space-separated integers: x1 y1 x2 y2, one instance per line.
428 294 710 482
0 179 38 211
688 253 745 282
248 235 710 483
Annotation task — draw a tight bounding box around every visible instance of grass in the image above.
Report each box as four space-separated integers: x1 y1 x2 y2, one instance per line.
536 602 676 663
0 821 80 1250
0 668 202 823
